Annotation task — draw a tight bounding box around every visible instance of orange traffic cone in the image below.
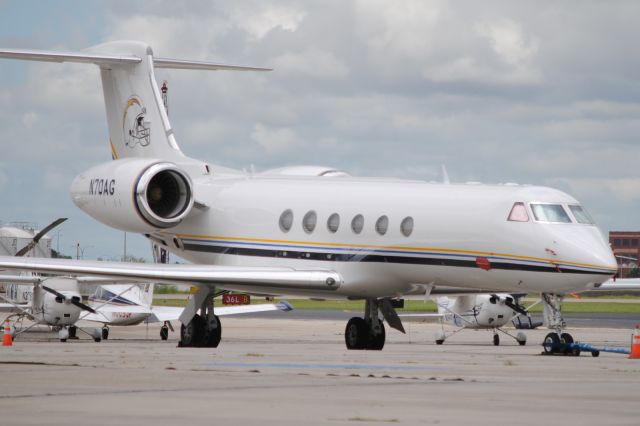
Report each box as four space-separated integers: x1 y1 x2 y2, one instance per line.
3 321 12 347
630 324 640 359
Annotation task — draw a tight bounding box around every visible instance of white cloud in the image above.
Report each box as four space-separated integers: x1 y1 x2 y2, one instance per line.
251 123 300 152
233 3 306 39
273 48 349 79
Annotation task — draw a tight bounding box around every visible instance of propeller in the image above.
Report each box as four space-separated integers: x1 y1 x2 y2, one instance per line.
42 285 96 314
15 217 67 257
503 295 530 317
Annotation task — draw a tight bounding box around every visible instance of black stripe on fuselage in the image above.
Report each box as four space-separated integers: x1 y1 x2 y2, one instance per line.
182 243 612 276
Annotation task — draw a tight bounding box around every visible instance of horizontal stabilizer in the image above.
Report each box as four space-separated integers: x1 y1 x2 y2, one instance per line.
0 48 270 71
0 48 140 65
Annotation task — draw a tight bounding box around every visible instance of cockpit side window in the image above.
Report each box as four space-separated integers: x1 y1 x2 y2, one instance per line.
568 205 595 225
530 203 572 223
507 202 529 222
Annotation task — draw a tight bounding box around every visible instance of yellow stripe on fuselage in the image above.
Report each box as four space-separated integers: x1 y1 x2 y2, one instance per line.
167 233 615 272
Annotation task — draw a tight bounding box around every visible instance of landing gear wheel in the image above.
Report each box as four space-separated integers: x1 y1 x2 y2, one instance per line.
493 334 500 346
202 315 222 348
160 325 169 341
68 326 78 340
367 322 385 350
560 333 574 354
102 327 109 340
180 314 203 347
435 340 444 345
592 350 600 357
516 331 527 346
543 332 560 354
345 317 368 350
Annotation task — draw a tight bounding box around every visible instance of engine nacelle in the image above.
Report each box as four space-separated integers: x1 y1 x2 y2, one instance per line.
70 158 194 233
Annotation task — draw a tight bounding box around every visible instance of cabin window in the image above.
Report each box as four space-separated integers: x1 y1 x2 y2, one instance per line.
302 210 317 234
375 215 389 235
279 209 294 232
400 216 414 237
351 214 364 234
327 213 340 233
530 204 572 223
568 205 595 225
507 202 529 222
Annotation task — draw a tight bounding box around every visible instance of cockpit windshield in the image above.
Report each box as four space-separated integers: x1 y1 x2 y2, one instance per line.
530 204 572 223
568 205 595 225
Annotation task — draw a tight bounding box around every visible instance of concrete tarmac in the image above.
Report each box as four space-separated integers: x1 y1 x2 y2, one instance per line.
1 317 639 426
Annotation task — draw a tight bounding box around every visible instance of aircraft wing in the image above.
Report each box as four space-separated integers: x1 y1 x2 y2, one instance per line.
593 278 640 291
0 275 43 284
147 300 294 323
0 303 30 313
0 256 342 293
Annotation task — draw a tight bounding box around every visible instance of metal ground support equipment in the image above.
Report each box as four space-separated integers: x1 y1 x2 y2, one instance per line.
541 340 630 357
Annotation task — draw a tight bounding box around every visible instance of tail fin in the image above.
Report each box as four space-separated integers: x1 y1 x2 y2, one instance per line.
0 41 270 161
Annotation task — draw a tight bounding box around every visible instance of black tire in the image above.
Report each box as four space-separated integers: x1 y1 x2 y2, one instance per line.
345 317 368 350
180 314 203 347
518 339 526 346
94 337 101 343
592 350 600 358
160 326 169 341
202 315 222 348
543 332 560 354
561 333 574 354
68 326 77 339
435 340 444 345
60 339 67 343
102 327 109 340
367 322 385 351
493 334 500 346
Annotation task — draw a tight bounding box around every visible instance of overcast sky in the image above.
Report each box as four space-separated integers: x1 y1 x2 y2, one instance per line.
1 1 639 261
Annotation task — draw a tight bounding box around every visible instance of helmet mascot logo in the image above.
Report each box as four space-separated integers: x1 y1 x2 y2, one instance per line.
123 96 150 148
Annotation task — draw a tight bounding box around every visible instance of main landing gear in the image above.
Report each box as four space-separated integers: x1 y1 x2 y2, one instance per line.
345 298 405 350
179 291 221 348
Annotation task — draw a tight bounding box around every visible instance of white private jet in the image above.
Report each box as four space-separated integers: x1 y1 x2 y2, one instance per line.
0 41 617 352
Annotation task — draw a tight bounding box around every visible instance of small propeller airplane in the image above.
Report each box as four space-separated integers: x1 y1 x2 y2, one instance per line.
401 293 537 346
0 219 292 342
0 41 618 352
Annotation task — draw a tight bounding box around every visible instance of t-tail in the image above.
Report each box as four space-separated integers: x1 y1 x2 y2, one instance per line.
0 41 269 233
0 40 270 162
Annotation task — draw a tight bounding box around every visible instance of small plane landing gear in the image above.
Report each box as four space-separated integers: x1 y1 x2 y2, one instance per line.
59 328 69 342
493 332 500 346
179 291 221 348
68 325 78 340
345 299 386 350
160 323 169 341
101 326 109 340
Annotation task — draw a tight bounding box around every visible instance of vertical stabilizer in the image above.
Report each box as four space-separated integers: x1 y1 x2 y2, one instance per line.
85 41 184 161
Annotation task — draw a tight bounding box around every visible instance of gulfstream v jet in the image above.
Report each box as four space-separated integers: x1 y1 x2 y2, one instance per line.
0 41 617 350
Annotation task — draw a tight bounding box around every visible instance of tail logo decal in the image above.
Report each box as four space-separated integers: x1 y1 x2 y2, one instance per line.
123 96 150 148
